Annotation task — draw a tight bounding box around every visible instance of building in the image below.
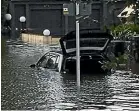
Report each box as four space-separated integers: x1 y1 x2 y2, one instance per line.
7 0 126 39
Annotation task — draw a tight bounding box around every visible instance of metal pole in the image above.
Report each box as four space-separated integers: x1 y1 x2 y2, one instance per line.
76 1 80 99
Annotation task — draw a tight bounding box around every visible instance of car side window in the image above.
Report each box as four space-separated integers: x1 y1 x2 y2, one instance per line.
37 55 49 68
45 57 56 69
37 52 60 69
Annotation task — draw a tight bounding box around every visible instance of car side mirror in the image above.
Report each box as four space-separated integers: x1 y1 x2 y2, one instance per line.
30 64 36 68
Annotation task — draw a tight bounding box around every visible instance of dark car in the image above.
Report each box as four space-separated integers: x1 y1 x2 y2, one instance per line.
30 29 113 74
131 35 139 62
110 40 130 57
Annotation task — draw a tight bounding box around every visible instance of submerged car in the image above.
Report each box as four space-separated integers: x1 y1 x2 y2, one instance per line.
30 29 113 74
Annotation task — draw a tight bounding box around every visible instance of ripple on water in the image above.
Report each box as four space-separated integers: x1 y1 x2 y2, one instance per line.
1 41 139 110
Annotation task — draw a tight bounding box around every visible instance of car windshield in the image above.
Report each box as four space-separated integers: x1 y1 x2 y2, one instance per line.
64 38 109 53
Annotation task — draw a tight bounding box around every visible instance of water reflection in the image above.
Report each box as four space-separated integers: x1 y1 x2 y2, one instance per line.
34 70 65 110
1 40 139 110
105 71 139 110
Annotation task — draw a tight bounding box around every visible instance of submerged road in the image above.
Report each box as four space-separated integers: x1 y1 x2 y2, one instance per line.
1 40 139 110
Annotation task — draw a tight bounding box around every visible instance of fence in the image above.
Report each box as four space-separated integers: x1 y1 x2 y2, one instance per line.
21 33 60 45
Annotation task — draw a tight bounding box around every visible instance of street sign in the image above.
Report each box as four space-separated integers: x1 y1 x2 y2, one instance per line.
63 3 92 16
63 3 75 16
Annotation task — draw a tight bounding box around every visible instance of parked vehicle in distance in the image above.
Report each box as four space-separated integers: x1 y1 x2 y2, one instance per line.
110 40 129 57
131 35 139 62
30 29 113 74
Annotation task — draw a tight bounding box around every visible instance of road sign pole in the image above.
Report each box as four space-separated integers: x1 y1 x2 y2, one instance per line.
76 1 80 95
63 2 92 107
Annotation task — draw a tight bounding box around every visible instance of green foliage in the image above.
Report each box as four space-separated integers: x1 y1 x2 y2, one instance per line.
110 24 139 40
125 0 139 23
126 0 137 6
102 53 129 71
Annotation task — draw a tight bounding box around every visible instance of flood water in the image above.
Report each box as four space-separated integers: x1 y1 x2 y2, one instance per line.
1 40 139 110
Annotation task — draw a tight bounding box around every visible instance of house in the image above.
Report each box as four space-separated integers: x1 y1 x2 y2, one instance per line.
6 0 126 39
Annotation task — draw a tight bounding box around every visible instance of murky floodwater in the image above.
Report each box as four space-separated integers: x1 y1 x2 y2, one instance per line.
1 40 139 110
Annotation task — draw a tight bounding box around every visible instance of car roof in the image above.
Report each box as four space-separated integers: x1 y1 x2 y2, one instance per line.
47 50 62 55
45 50 63 57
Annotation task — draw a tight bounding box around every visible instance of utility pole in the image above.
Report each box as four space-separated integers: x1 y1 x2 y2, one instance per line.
75 0 81 106
63 1 91 108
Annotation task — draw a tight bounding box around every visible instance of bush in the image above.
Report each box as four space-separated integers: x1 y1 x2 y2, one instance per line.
110 24 139 40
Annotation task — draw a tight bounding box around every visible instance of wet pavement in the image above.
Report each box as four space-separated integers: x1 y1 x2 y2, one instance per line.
1 40 139 110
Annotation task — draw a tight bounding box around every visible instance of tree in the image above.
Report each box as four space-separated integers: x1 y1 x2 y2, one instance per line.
110 24 139 40
126 0 137 6
124 0 139 24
